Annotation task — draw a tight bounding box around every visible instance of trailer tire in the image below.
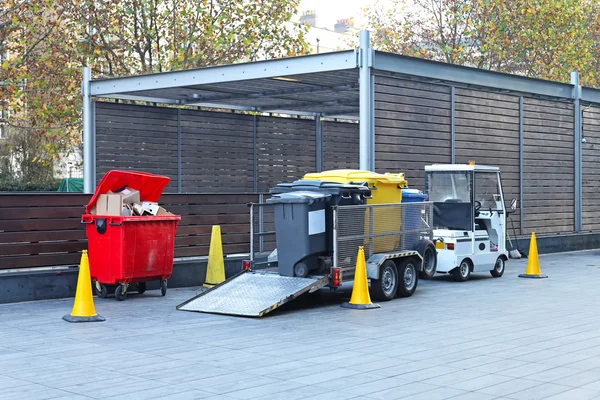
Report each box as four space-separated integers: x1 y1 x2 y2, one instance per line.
415 240 437 280
370 260 398 301
396 258 419 298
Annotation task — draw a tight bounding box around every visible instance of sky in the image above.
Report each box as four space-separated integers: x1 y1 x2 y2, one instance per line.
297 0 387 30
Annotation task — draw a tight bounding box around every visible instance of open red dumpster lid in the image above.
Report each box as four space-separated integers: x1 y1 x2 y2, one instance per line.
86 170 170 214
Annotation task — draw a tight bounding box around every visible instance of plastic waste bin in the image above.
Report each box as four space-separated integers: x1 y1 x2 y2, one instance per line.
402 189 428 249
81 170 181 300
302 170 407 253
266 191 330 277
269 180 370 255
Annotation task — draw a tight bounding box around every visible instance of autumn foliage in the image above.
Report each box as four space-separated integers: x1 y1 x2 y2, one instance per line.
364 0 600 86
0 0 308 168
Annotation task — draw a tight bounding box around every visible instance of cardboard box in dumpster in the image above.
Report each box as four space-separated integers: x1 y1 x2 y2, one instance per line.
92 194 123 216
114 187 140 204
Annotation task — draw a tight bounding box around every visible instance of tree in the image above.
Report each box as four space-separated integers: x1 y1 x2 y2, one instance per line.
0 0 308 184
362 0 600 86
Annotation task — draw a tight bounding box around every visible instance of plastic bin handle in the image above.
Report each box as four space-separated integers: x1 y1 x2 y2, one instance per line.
109 219 123 227
81 217 93 225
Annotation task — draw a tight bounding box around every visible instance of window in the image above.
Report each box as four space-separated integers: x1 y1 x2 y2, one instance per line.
475 172 501 210
426 171 472 203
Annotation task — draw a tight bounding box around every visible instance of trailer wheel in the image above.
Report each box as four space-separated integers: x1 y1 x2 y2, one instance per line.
490 257 505 278
396 258 419 298
453 259 472 282
370 260 398 301
416 240 437 280
137 282 146 294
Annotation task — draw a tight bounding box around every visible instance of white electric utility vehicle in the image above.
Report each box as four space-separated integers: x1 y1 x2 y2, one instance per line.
425 163 517 282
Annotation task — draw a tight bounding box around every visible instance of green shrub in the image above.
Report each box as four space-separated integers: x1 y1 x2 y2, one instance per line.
0 178 62 192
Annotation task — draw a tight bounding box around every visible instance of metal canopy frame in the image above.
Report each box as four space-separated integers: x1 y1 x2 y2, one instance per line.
83 29 600 232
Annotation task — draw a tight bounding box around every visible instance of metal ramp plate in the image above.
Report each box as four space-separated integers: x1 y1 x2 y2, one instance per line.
176 270 329 317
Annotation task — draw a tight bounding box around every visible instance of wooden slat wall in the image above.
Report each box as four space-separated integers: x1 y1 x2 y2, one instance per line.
374 72 452 188
256 116 316 192
454 89 521 231
522 98 574 234
0 193 263 270
96 102 179 192
180 109 254 193
323 120 359 170
0 194 90 269
583 107 600 230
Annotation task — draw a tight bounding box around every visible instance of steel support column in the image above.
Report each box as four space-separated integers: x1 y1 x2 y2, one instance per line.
359 30 374 171
571 72 582 232
519 96 524 235
177 108 182 193
315 113 324 172
253 113 258 192
82 67 94 193
451 87 456 164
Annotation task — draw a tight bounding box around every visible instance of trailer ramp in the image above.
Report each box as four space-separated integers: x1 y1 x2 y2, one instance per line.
176 270 329 317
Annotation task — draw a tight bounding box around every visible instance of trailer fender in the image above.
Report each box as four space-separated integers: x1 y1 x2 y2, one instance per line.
366 251 422 280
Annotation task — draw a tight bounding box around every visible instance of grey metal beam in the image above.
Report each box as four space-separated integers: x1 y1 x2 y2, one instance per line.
82 67 94 194
178 84 358 105
177 108 182 193
95 94 180 104
316 114 324 172
370 73 375 171
258 99 358 112
374 51 573 99
359 30 374 171
581 86 600 104
572 72 582 232
519 96 524 235
451 86 455 164
90 51 358 97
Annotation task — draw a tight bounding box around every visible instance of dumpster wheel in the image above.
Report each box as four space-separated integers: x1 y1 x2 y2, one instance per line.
95 281 108 299
115 284 128 301
160 279 168 296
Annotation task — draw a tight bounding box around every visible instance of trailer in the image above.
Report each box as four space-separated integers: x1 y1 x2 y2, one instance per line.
177 200 436 317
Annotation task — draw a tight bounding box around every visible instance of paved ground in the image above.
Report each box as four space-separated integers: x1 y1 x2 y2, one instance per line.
2 251 600 400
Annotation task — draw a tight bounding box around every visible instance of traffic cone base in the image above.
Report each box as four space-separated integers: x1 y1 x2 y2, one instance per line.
341 246 380 310
204 225 226 288
64 250 105 323
519 232 547 279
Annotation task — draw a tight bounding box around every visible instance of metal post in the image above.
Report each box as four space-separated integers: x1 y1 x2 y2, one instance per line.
370 76 376 171
177 108 182 193
249 203 255 263
82 67 94 193
91 101 96 187
253 113 258 192
359 30 374 171
571 72 582 232
332 206 338 270
259 193 264 253
315 113 323 172
519 96 524 235
451 86 456 164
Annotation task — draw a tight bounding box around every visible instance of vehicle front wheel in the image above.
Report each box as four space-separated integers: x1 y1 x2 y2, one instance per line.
396 258 419 298
370 260 398 301
416 240 437 280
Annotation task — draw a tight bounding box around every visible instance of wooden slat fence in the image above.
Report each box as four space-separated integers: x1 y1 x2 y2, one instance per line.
0 193 266 271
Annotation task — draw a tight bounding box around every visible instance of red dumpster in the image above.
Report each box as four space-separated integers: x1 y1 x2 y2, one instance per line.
81 170 181 301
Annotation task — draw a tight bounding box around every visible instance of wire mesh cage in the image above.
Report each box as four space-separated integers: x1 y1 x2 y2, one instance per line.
334 202 434 273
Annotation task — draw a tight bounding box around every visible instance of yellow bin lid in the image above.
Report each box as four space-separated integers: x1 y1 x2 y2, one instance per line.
303 169 407 187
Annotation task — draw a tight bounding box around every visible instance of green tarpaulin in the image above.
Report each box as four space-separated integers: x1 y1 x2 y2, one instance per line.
57 178 84 192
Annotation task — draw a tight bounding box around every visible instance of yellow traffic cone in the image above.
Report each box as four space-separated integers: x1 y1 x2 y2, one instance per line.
519 232 548 279
342 246 381 309
204 225 226 288
63 251 105 323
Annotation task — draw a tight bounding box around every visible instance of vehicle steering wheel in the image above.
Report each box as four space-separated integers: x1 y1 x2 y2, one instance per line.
474 200 482 216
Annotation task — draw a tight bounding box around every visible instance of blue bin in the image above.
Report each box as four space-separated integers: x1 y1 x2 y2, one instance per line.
402 189 428 249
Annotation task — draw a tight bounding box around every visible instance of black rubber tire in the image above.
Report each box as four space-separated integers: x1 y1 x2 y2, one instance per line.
137 282 147 294
95 282 108 299
160 280 167 296
115 284 127 301
396 258 419 298
416 240 437 280
490 257 506 278
453 259 472 282
370 260 398 301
